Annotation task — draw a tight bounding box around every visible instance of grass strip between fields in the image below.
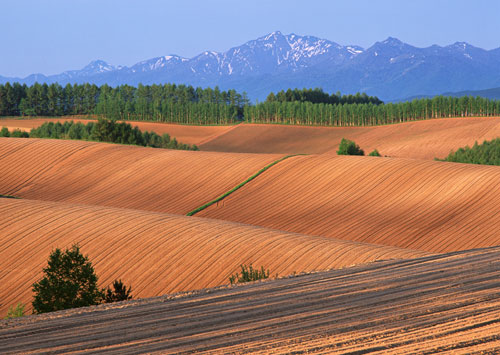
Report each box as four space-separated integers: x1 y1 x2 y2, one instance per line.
187 154 304 216
0 194 20 199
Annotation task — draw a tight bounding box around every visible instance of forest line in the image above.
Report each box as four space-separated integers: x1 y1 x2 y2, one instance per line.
0 82 499 126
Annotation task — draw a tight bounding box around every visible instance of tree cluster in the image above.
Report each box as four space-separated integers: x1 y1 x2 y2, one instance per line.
266 88 383 105
0 82 249 124
32 245 133 314
337 138 380 157
441 138 500 166
27 119 198 150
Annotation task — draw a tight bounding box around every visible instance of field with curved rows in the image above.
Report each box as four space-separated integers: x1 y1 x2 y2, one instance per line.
199 154 500 253
2 245 499 354
3 116 500 159
0 198 429 317
0 117 236 146
199 117 500 159
0 138 281 214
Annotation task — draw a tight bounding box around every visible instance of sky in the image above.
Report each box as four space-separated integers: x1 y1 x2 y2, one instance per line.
1 0 500 77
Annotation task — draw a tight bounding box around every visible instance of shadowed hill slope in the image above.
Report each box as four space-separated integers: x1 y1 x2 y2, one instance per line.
199 154 500 253
0 198 428 317
0 138 281 214
1 246 499 354
199 117 500 159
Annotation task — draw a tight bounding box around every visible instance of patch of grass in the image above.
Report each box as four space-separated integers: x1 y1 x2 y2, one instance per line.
186 154 303 216
229 264 270 284
0 194 20 199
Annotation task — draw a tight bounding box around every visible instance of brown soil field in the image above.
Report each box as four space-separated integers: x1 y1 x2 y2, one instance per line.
0 117 236 146
200 117 500 159
199 154 500 253
0 198 428 317
2 116 500 159
0 138 281 214
1 246 499 354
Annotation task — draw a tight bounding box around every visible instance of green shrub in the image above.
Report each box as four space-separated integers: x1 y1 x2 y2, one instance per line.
32 245 104 314
229 264 270 284
105 279 132 303
337 138 364 156
10 129 29 138
441 138 500 166
5 303 25 319
0 127 10 137
368 149 381 156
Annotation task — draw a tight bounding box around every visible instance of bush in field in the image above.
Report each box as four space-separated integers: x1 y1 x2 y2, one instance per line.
0 127 28 138
368 149 381 156
0 127 10 137
4 303 25 319
441 138 500 166
337 138 364 156
229 264 270 284
105 280 132 303
32 245 104 314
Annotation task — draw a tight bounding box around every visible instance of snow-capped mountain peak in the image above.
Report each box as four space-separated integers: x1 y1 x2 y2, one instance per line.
2 32 500 102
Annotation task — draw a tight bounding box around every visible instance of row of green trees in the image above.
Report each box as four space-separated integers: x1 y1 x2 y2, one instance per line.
441 138 500 166
245 95 500 126
1 82 500 126
266 88 383 105
0 82 249 124
1 119 198 150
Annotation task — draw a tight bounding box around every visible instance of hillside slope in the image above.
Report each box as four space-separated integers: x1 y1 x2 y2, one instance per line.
200 117 500 158
0 198 428 317
1 246 499 354
0 118 236 146
0 138 281 214
199 154 500 253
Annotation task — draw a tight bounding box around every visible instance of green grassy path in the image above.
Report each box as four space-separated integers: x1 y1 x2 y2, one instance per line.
186 154 303 216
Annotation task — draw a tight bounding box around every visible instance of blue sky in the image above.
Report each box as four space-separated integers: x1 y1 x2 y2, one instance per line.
2 0 500 77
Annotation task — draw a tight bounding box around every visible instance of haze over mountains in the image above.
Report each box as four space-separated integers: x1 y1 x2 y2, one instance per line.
2 31 500 101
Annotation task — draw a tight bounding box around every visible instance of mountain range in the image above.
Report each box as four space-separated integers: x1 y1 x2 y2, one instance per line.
2 31 500 102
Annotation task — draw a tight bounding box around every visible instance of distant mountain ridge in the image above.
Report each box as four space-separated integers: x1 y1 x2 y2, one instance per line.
397 86 500 102
1 31 500 101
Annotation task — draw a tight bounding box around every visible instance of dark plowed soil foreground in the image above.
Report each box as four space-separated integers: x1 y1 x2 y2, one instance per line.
2 246 500 354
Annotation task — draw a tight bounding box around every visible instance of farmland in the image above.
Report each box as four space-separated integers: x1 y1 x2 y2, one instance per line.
1 113 500 353
2 115 500 159
198 154 500 253
0 198 428 316
0 138 281 214
1 245 499 354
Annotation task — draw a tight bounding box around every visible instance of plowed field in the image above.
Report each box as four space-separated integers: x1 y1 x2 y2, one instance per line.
0 198 428 317
200 117 500 159
199 154 500 253
0 138 281 214
1 246 499 354
3 116 500 159
0 118 236 146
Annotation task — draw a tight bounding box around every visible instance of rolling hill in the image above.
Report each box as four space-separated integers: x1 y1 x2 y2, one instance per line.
199 117 500 158
0 198 428 317
0 118 236 146
198 154 500 253
3 116 500 159
1 245 498 354
0 138 281 214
